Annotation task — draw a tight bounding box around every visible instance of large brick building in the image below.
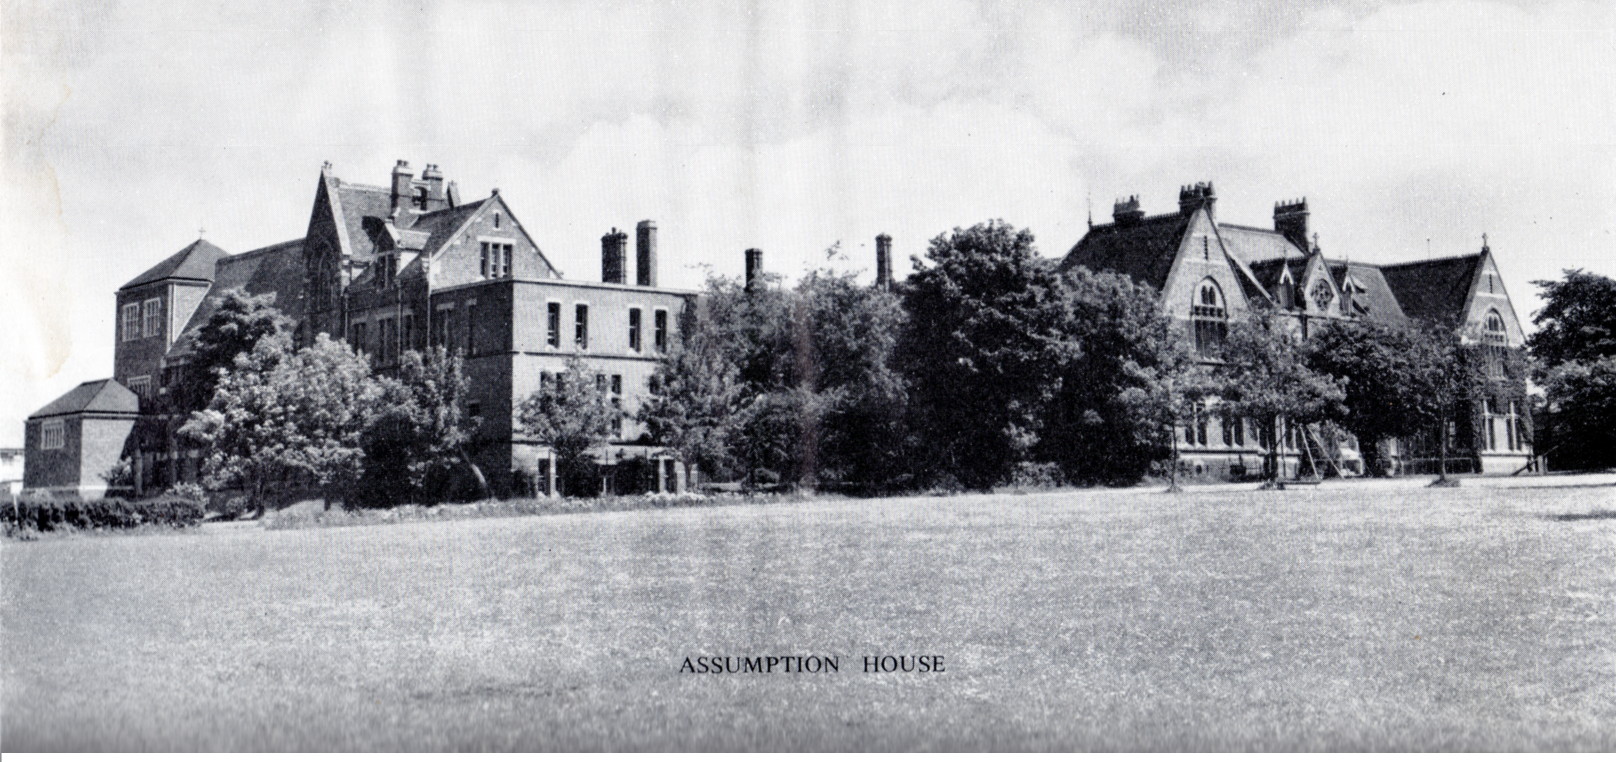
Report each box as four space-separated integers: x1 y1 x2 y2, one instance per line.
24 161 702 497
1063 182 1534 479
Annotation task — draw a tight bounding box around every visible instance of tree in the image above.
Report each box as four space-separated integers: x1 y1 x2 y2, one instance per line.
1539 356 1616 469
898 221 1077 489
357 347 484 506
171 289 292 414
516 355 618 496
1306 319 1455 476
1043 266 1199 486
181 333 383 515
639 330 745 490
1212 311 1346 486
1527 269 1616 370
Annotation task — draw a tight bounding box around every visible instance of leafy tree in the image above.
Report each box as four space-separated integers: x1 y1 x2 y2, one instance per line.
1527 269 1616 370
1306 319 1455 476
898 220 1077 489
516 355 618 496
1212 311 1346 485
181 333 383 515
1539 356 1616 469
1044 266 1199 486
639 330 745 489
171 289 292 413
734 386 829 488
793 270 910 491
357 347 484 506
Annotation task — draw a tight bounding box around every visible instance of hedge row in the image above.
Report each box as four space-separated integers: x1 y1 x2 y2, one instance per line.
5 496 206 533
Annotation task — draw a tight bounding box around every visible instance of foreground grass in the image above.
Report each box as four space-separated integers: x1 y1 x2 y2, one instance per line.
3 485 1614 751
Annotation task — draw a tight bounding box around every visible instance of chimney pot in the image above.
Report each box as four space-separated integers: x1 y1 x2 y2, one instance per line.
875 234 893 290
1274 197 1310 250
635 220 658 287
745 248 765 291
1113 195 1144 225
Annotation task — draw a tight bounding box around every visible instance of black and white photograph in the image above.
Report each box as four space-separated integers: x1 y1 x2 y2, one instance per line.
3 0 1613 753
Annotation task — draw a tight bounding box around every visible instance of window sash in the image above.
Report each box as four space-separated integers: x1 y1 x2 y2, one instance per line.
629 308 642 351
41 420 65 450
122 304 141 341
143 298 161 337
654 309 668 352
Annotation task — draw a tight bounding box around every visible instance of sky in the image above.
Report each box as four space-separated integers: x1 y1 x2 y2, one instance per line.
3 0 1613 447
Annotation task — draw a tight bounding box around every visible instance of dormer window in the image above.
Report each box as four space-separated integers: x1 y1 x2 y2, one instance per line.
413 186 429 210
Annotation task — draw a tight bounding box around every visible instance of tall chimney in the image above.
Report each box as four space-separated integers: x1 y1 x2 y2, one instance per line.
1178 181 1216 216
1274 198 1309 250
1113 195 1144 225
390 160 414 211
875 233 893 290
602 228 628 283
421 164 446 210
635 220 658 287
745 248 765 291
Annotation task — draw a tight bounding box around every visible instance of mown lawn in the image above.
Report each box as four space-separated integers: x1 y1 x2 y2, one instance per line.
4 483 1614 751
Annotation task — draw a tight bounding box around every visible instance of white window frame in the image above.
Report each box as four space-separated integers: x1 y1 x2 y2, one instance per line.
546 302 563 348
654 308 669 353
122 303 141 341
41 419 65 450
574 302 590 350
628 306 644 353
142 298 162 338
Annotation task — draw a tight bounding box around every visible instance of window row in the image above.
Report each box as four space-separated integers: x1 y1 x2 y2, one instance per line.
120 298 163 341
538 371 627 437
545 303 669 353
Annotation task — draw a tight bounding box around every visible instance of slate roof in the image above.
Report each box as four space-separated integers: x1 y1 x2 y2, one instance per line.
28 379 138 419
1326 260 1408 324
1217 224 1309 265
167 239 306 359
334 183 394 261
1378 253 1483 327
412 198 489 257
120 239 230 290
1060 214 1191 289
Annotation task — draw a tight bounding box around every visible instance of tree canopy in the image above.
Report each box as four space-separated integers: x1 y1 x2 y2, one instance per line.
516 355 618 496
1527 269 1616 370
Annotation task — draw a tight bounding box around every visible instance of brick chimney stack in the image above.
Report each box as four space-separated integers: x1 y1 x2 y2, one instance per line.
745 248 765 291
1113 196 1144 225
875 233 893 290
1178 181 1216 216
602 228 628 283
390 160 414 211
1274 198 1309 250
636 220 658 287
422 164 446 210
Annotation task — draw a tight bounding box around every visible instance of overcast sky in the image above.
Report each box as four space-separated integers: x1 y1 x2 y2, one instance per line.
3 0 1613 447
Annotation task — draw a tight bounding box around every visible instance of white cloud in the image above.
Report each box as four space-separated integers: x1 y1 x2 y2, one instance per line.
1 0 1612 446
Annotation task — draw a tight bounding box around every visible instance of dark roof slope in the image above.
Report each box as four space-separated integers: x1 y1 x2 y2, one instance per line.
167 239 306 359
413 197 488 257
1327 261 1408 324
1378 253 1482 327
1060 214 1190 289
28 379 138 419
334 184 394 261
120 239 230 290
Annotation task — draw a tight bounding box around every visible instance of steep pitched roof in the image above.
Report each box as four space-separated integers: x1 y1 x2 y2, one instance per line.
1326 260 1408 324
1378 253 1484 327
1216 224 1309 265
1060 214 1191 289
333 183 394 261
28 379 138 419
120 239 230 290
412 197 489 258
167 239 306 359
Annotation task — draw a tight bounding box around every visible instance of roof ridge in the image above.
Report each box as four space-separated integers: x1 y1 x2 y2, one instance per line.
1379 252 1484 269
220 238 303 261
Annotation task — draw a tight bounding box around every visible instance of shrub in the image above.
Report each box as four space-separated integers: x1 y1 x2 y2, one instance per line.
4 496 206 534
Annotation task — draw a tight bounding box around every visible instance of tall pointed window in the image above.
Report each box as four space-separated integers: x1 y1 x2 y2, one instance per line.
1192 279 1228 357
1483 310 1508 378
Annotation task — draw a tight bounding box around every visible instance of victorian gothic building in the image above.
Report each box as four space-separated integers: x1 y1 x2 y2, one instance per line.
26 161 701 497
1062 182 1533 479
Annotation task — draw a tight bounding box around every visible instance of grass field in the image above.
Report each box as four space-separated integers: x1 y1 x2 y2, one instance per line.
4 481 1615 751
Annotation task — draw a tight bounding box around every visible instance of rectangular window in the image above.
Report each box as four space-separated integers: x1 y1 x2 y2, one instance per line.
547 303 561 348
122 303 141 341
128 376 151 400
1233 417 1245 446
595 373 607 392
41 419 65 450
502 243 512 278
481 242 513 279
575 304 589 349
465 301 478 355
539 372 553 395
480 242 491 278
351 322 369 354
376 317 396 365
142 298 162 338
629 308 643 352
433 307 454 348
610 374 622 396
401 313 416 352
654 309 669 352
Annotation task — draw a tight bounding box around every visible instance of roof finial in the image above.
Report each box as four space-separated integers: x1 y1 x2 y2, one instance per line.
1481 232 1489 253
1086 190 1093 230
1311 231 1321 255
198 226 206 240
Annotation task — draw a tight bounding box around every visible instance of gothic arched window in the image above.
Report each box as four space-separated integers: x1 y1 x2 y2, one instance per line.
1483 309 1509 378
1192 279 1228 357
